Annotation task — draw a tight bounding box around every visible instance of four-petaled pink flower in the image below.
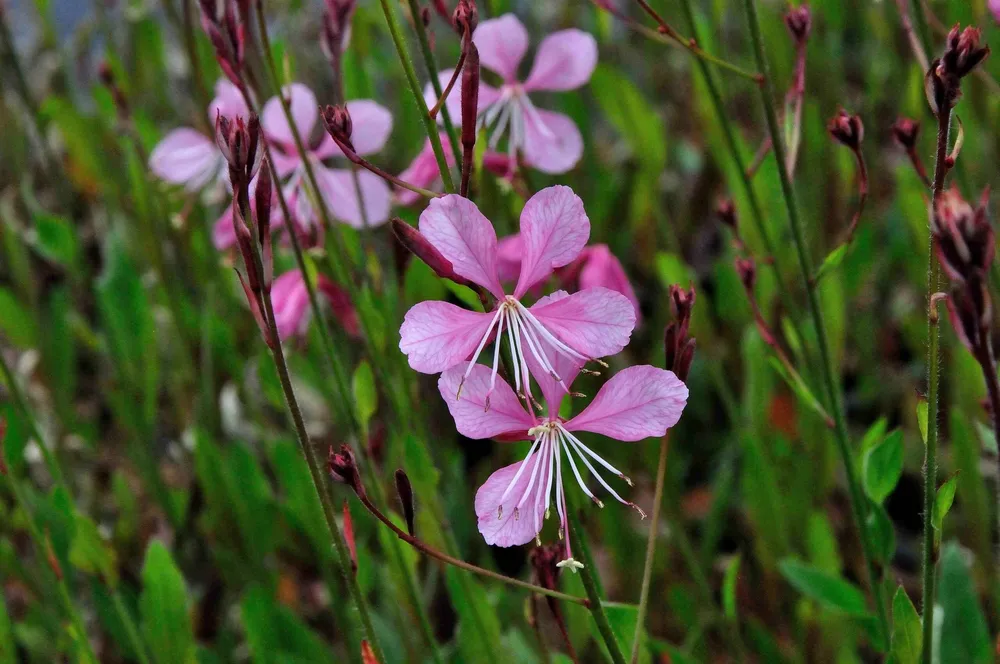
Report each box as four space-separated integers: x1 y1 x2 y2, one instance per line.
150 79 248 191
262 83 394 231
399 186 636 403
396 134 514 206
270 269 359 341
438 325 687 566
991 0 1000 23
428 14 597 174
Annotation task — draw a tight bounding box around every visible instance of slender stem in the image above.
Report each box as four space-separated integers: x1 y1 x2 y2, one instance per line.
741 0 891 643
357 491 588 605
378 0 455 192
180 0 210 124
566 508 626 664
974 335 1000 564
110 586 152 664
405 0 462 166
921 106 952 664
630 434 669 663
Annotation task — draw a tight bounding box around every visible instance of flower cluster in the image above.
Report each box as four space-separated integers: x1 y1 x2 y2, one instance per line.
398 186 687 566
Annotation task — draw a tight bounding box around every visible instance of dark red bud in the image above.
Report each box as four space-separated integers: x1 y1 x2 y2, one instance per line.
329 445 365 495
735 257 757 292
941 25 990 80
715 198 738 230
784 5 811 45
394 470 416 537
932 187 994 284
946 280 991 354
827 109 864 151
452 0 477 36
891 117 920 150
361 642 379 664
391 218 473 287
321 104 355 153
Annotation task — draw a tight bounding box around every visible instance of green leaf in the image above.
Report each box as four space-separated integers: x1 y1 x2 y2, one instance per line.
866 501 896 564
600 602 648 664
0 288 36 348
351 360 377 431
140 542 195 664
932 475 959 547
813 244 848 284
890 586 921 664
443 280 483 312
69 514 118 586
240 585 332 663
937 542 991 664
32 213 78 267
445 568 503 664
916 400 928 445
0 588 14 664
778 558 870 617
723 554 741 621
859 418 889 455
863 429 904 504
767 357 831 425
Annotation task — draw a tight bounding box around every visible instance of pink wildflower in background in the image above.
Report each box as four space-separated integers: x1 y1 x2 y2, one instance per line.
991 0 1000 23
428 14 597 174
149 79 248 191
438 323 687 567
396 134 514 205
262 83 393 231
270 269 359 341
398 186 635 402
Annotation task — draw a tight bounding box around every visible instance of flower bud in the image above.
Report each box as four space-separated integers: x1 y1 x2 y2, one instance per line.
735 257 757 292
361 642 378 664
784 5 811 46
255 162 274 290
329 444 364 495
891 117 920 150
321 0 356 60
941 25 990 80
827 109 864 151
932 187 994 284
321 104 355 153
394 469 416 536
946 279 992 354
664 284 696 381
715 198 738 230
391 218 474 287
452 0 477 36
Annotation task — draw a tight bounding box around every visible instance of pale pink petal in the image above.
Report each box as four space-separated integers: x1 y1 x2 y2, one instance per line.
212 206 237 250
496 234 523 283
521 109 584 174
483 151 515 179
565 366 688 440
270 270 312 340
344 99 393 156
527 287 635 359
317 276 360 337
261 83 318 148
423 70 501 126
270 145 304 178
396 135 455 206
522 292 584 413
316 167 392 229
991 0 1000 23
418 195 504 297
438 364 533 439
475 457 548 547
514 186 589 297
578 245 641 323
207 78 248 121
523 29 598 92
399 301 497 373
149 128 223 191
473 14 529 82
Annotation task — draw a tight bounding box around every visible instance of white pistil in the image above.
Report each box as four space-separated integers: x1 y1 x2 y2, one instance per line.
556 558 585 572
554 437 566 539
541 431 557 525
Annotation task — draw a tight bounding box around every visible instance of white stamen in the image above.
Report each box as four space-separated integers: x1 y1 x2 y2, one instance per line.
504 304 523 395
520 94 555 141
559 426 632 508
542 431 557 524
516 302 591 363
513 306 567 392
506 307 535 403
486 308 507 401
497 435 542 505
457 306 504 399
488 100 513 149
557 428 600 506
554 436 566 536
560 425 632 485
516 433 547 515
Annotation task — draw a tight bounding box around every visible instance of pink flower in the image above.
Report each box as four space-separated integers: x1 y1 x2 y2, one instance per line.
496 237 641 323
991 0 1000 23
438 325 687 563
270 269 359 341
396 135 515 206
261 83 393 230
149 79 248 191
427 14 597 174
399 186 636 403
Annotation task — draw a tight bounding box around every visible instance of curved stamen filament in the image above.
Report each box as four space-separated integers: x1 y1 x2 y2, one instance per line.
516 303 591 363
560 426 633 486
514 306 567 390
497 434 543 513
558 427 603 508
515 432 547 516
504 304 523 395
484 308 507 408
558 427 634 510
457 305 505 399
520 94 555 140
542 431 557 523
554 436 566 540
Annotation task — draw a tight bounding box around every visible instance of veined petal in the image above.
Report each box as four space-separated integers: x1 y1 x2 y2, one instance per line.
316 167 392 229
475 457 548 547
419 195 504 297
262 83 318 148
527 287 635 359
473 14 529 82
399 301 496 373
149 128 222 191
514 186 589 297
270 270 312 340
565 365 688 440
396 134 456 206
521 109 584 174
523 29 598 92
438 365 533 439
208 78 248 122
338 100 394 156
496 233 523 283
579 245 641 323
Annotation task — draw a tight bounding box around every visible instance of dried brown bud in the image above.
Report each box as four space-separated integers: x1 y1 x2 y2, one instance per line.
321 104 355 153
827 109 864 151
735 257 757 292
394 469 416 537
932 187 994 284
784 5 811 46
391 218 474 287
715 198 738 230
891 117 920 150
329 445 364 495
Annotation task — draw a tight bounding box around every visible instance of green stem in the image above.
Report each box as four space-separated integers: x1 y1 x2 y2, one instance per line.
405 0 462 167
179 0 211 125
110 586 152 664
378 0 455 193
741 0 890 644
567 508 626 664
0 350 65 487
921 105 951 664
630 435 668 663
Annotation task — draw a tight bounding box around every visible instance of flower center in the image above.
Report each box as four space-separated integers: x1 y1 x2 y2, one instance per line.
478 85 552 170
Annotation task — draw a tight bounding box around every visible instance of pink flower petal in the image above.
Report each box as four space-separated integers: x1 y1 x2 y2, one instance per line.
438 364 533 439
522 292 584 413
579 245 641 324
527 287 635 360
149 128 222 191
475 456 549 547
419 195 504 297
213 176 281 250
423 70 501 126
991 0 1000 23
521 109 584 174
396 134 456 206
315 167 392 229
399 301 497 373
317 275 360 337
523 29 598 92
208 78 248 122
514 186 589 297
473 14 529 82
496 234 523 283
344 99 393 156
565 365 688 440
262 83 318 149
270 270 312 340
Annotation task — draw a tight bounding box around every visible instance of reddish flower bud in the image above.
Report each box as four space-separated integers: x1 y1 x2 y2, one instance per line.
391 218 474 287
664 284 696 381
715 198 738 230
255 161 274 290
891 117 920 150
342 500 358 575
827 109 864 151
784 5 811 46
946 279 992 354
394 469 416 537
321 0 356 61
735 257 757 292
361 642 379 664
321 104 355 153
452 0 477 36
941 25 990 80
932 187 994 284
329 445 364 495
